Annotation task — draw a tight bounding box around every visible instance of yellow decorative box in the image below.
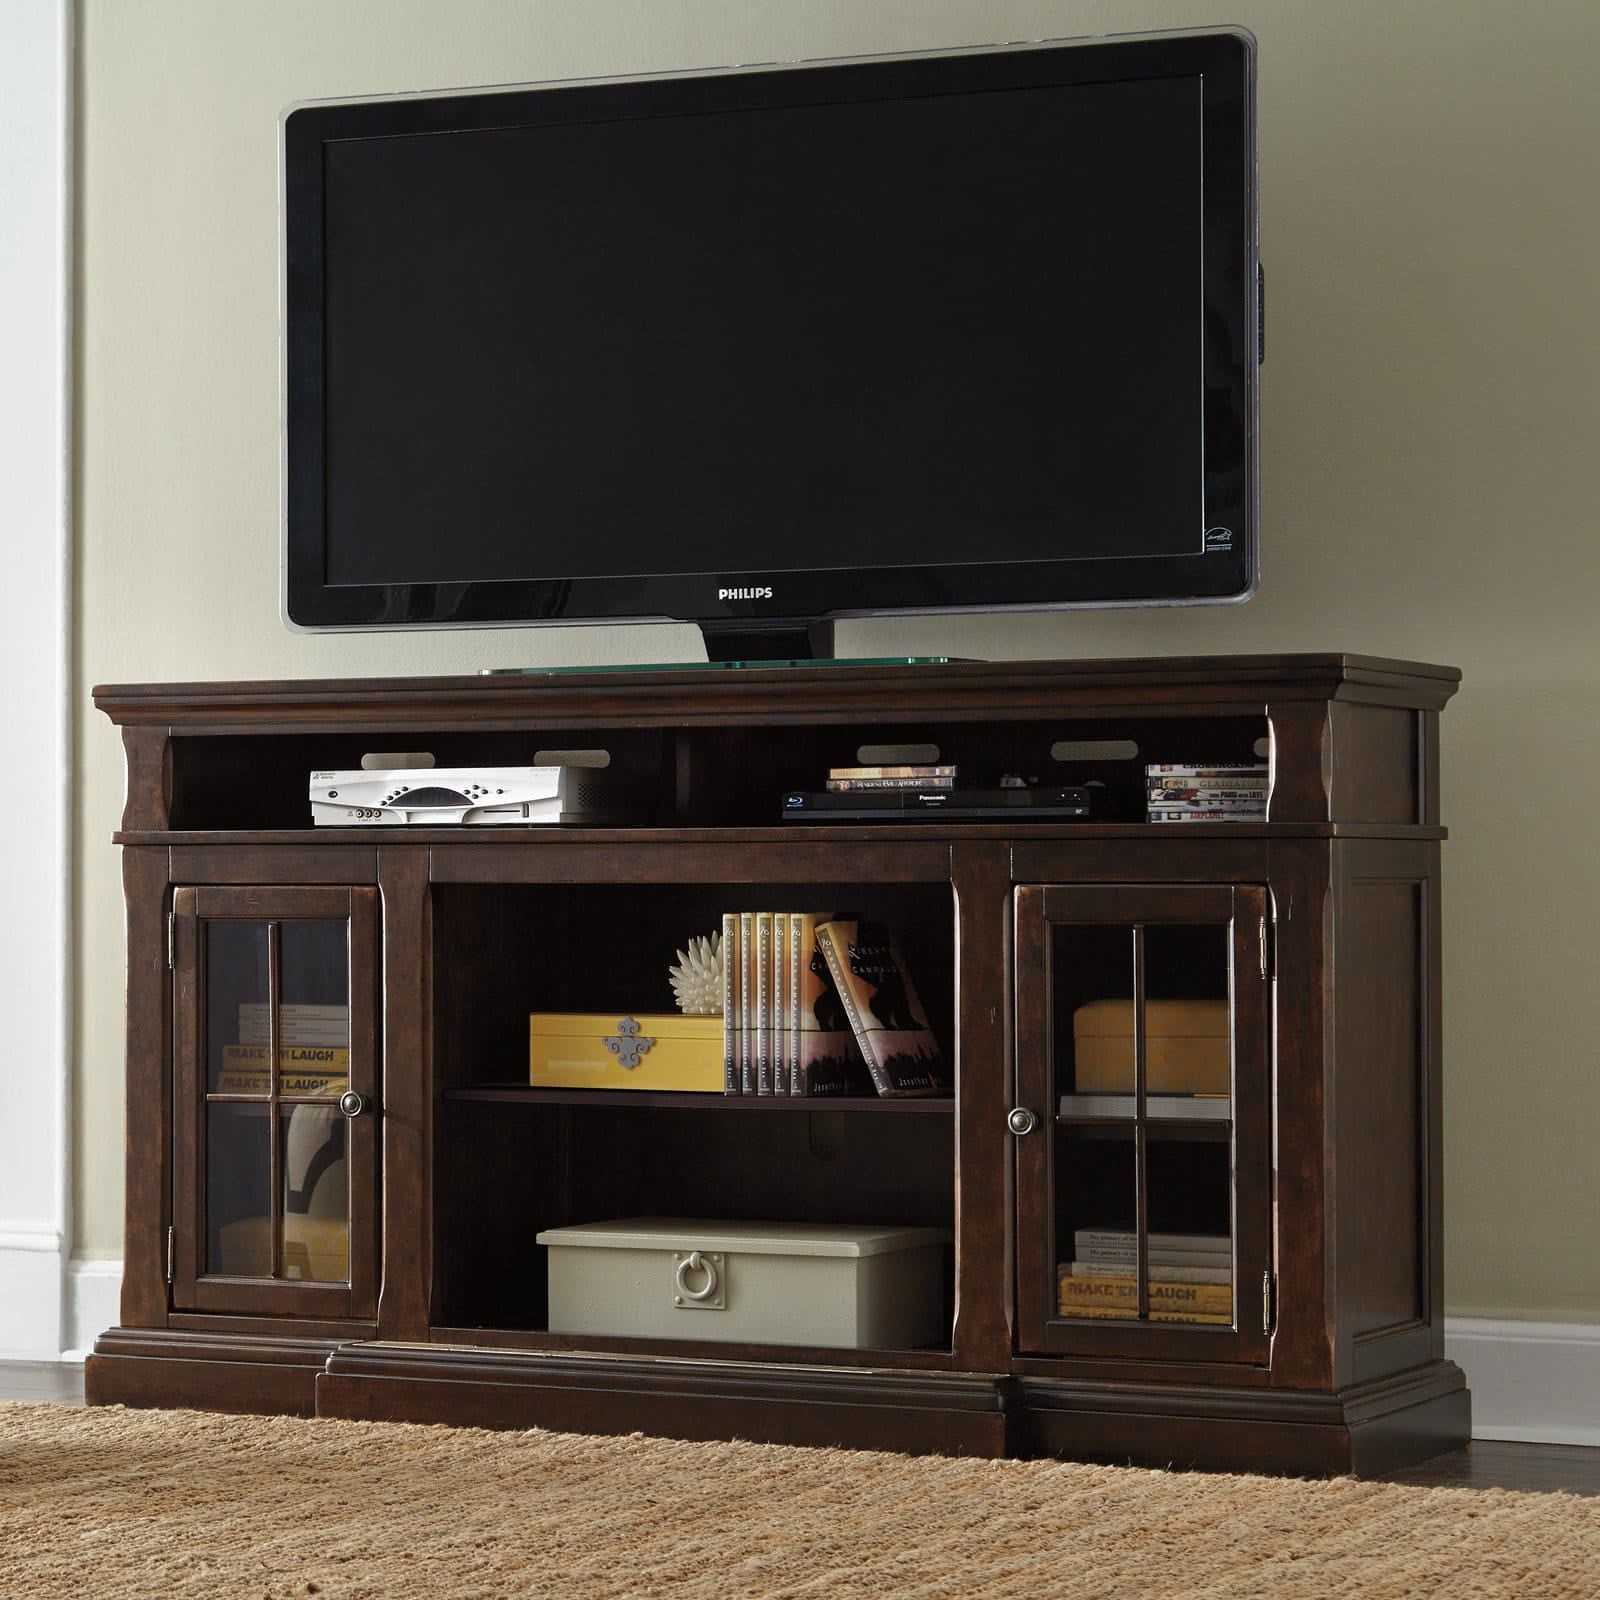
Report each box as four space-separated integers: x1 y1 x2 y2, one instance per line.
1072 999 1230 1094
529 1012 724 1092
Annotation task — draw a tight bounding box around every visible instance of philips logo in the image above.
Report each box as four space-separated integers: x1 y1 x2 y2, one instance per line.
718 586 773 601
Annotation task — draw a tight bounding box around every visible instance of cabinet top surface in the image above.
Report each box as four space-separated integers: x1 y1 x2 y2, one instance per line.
94 652 1460 725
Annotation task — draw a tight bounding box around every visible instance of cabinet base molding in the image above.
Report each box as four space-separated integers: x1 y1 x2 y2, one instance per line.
316 1341 1013 1458
86 1330 1468 1475
1016 1360 1470 1476
86 1327 344 1418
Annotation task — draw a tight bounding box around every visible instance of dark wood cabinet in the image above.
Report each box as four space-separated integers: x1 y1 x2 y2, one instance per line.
86 654 1470 1474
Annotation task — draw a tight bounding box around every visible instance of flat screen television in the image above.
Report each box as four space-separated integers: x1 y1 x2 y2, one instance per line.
282 29 1258 661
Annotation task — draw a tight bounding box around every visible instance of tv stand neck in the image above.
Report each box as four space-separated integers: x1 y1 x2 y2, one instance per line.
698 616 836 664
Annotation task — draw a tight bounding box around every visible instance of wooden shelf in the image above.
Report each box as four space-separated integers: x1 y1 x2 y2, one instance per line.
442 1085 954 1114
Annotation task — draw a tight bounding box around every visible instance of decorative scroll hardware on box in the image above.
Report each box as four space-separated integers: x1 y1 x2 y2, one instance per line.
602 1017 656 1069
672 1251 725 1310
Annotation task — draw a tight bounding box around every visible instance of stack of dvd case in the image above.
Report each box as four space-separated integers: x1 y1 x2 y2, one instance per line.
1145 763 1268 823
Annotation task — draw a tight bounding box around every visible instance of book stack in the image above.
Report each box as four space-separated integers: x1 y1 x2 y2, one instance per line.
219 1002 350 1096
1057 1229 1233 1324
1146 762 1268 824
826 763 955 792
720 913 950 1098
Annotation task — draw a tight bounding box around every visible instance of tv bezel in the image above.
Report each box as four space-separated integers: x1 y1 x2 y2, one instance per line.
281 30 1258 636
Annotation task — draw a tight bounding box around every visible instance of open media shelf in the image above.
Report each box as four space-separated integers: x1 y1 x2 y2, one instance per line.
87 654 1469 1475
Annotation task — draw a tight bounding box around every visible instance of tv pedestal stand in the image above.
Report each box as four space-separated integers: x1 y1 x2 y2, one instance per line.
700 615 839 663
87 652 1469 1476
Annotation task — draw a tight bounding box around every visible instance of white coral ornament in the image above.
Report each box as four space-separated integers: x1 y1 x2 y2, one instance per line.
669 933 724 1016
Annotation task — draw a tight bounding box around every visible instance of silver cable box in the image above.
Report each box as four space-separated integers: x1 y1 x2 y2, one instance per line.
309 765 629 827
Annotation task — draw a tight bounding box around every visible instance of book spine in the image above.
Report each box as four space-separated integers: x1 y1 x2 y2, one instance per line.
739 911 754 1095
1056 1305 1233 1325
771 910 788 1095
814 922 891 1096
754 912 773 1095
1146 788 1268 803
1146 776 1268 792
721 912 740 1095
1055 1274 1234 1314
825 777 956 792
1144 763 1268 775
827 764 955 781
216 1045 348 1096
219 1044 349 1066
1148 809 1266 823
1073 1230 1230 1253
789 911 804 1097
1065 1262 1233 1285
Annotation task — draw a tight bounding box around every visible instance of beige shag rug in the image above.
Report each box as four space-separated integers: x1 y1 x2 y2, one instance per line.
2 1402 1598 1599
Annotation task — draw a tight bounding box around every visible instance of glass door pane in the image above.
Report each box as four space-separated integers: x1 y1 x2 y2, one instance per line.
282 1106 348 1283
207 920 270 1095
201 914 352 1285
1054 1124 1139 1321
174 884 376 1318
1015 882 1269 1360
277 920 350 1100
207 1101 271 1276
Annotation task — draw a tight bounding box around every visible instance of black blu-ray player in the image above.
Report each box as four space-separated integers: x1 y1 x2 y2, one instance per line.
780 785 1093 823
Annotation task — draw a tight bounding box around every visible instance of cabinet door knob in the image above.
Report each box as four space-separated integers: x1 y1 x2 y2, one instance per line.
1007 1106 1038 1136
338 1090 369 1119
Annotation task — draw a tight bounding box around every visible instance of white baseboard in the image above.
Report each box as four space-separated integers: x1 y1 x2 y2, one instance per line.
1445 1316 1600 1447
61 1257 122 1361
0 1227 64 1359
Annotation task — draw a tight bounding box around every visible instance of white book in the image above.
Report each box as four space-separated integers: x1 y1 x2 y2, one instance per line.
1074 1228 1230 1254
1066 1262 1233 1285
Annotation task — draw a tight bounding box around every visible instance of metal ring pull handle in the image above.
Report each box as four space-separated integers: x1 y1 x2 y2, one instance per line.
338 1090 369 1119
674 1251 720 1302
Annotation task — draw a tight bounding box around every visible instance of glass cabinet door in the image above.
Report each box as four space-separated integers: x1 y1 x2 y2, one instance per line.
171 886 379 1318
1013 884 1271 1363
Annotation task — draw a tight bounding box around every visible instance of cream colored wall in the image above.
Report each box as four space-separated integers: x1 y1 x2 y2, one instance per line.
77 0 1600 1320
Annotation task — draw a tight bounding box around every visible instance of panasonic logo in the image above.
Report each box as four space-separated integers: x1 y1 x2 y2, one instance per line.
718 586 773 601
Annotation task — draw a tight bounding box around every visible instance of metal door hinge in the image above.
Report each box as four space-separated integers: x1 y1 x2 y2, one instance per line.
166 1226 175 1285
166 912 175 969
1258 917 1275 981
1262 1269 1274 1334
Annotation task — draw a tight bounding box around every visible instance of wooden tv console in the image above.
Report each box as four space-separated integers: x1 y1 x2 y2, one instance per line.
88 653 1469 1476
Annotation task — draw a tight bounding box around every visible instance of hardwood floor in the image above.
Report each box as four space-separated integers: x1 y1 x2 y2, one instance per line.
2 1362 1593 1494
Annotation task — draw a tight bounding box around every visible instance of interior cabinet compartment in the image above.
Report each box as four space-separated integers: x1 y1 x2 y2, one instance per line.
429 877 955 1349
431 880 954 1094
166 727 672 830
162 712 1269 832
432 1098 955 1348
673 714 1270 827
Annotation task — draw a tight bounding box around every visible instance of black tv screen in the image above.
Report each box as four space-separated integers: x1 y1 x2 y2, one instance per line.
283 31 1257 653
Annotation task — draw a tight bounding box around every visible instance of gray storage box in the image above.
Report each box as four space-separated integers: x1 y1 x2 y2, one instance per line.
535 1216 950 1350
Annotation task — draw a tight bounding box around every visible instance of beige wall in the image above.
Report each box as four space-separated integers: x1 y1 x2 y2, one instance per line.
77 0 1600 1320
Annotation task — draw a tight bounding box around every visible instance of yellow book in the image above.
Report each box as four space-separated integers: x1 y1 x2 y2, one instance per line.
1056 1271 1234 1316
1058 1303 1233 1326
216 1043 348 1097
